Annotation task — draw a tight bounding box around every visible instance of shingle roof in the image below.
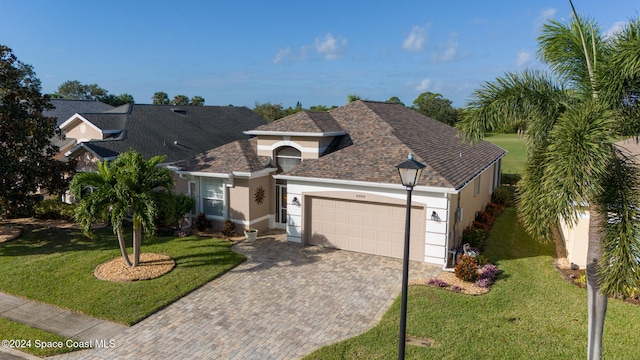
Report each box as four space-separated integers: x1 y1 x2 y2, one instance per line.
67 104 266 164
284 101 505 189
45 99 115 126
172 138 272 174
251 111 345 133
175 101 505 189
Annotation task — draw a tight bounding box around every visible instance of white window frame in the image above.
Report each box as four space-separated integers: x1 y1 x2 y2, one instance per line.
201 177 225 219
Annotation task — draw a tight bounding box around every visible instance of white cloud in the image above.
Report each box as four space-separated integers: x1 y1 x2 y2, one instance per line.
272 47 292 64
315 33 347 60
431 33 459 63
605 21 626 38
403 25 429 52
272 46 310 64
535 8 556 30
416 78 432 92
540 8 556 21
516 50 533 67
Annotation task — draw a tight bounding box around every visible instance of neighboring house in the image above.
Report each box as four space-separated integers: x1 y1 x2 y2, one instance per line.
558 138 640 269
59 103 266 200
44 99 115 158
172 100 505 267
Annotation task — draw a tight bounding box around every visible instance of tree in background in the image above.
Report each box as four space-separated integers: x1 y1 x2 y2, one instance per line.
387 96 405 106
151 92 205 106
152 91 170 105
347 94 361 102
52 80 134 106
0 45 77 217
171 95 190 105
412 91 459 125
190 96 205 106
457 3 640 358
253 101 285 122
70 150 174 267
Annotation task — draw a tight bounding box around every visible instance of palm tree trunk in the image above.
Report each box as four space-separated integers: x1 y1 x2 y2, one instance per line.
587 208 607 360
132 222 142 267
117 229 133 267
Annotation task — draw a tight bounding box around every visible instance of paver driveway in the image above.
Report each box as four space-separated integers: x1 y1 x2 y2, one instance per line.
52 233 440 360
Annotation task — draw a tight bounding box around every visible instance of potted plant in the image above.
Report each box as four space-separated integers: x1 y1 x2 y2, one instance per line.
244 228 258 243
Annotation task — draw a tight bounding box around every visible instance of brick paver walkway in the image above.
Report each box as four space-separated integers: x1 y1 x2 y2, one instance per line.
51 234 440 359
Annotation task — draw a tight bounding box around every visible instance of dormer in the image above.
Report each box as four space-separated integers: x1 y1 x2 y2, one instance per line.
59 113 125 143
244 111 347 165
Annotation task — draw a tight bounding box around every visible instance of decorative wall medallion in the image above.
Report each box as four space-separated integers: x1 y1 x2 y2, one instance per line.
254 186 265 205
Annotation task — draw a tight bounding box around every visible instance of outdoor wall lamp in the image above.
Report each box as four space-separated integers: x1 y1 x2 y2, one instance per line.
292 197 301 206
431 211 440 222
395 153 425 360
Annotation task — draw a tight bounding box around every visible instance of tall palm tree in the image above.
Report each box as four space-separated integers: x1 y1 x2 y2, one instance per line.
457 3 640 359
70 150 174 267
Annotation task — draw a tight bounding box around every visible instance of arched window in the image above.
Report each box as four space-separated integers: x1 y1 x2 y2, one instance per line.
275 146 301 173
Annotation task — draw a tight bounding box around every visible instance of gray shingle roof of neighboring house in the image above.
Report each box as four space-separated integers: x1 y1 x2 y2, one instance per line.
65 104 266 164
45 99 115 126
174 100 506 190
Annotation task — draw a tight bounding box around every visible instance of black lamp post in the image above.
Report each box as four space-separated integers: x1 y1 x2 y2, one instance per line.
395 153 425 360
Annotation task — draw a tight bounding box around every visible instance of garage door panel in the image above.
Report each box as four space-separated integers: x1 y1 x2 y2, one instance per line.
308 197 425 262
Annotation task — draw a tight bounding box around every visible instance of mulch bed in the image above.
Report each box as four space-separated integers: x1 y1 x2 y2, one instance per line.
94 253 176 282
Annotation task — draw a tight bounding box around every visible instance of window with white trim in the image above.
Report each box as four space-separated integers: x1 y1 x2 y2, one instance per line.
201 177 224 217
275 146 301 173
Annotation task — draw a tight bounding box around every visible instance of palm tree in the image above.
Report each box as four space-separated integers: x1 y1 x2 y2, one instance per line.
70 150 174 267
457 3 640 359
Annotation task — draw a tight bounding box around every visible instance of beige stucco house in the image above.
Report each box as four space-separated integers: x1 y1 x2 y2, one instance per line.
558 138 640 269
172 100 506 267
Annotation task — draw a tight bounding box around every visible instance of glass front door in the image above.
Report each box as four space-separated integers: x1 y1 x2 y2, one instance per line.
275 183 287 227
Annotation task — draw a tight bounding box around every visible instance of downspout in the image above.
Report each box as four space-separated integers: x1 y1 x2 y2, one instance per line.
443 192 462 272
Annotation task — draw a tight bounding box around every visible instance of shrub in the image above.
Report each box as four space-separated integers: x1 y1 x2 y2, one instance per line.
501 173 522 186
222 219 236 237
491 186 515 205
475 210 493 225
427 278 449 288
475 277 493 288
174 229 192 237
481 264 500 279
454 255 479 282
34 199 77 221
195 213 210 232
462 227 487 249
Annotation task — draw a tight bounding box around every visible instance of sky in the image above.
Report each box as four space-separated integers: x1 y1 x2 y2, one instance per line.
1 0 638 109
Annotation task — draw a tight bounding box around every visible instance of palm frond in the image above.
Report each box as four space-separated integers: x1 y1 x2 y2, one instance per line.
458 70 568 145
595 147 640 297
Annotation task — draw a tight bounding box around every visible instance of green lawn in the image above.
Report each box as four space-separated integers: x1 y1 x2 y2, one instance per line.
304 207 640 359
0 224 245 325
483 133 527 175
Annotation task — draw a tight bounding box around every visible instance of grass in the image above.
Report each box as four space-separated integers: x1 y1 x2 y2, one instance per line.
0 317 80 357
483 133 527 174
304 207 640 359
0 224 246 325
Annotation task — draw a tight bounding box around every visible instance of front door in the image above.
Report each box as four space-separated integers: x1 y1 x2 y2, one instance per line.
275 183 287 228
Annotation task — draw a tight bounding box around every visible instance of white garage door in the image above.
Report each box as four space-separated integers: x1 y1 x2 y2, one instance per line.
307 197 425 262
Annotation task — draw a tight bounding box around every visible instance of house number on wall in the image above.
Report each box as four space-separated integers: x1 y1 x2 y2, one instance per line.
356 194 365 199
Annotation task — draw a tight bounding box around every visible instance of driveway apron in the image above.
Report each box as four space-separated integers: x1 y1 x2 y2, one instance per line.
51 234 440 360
